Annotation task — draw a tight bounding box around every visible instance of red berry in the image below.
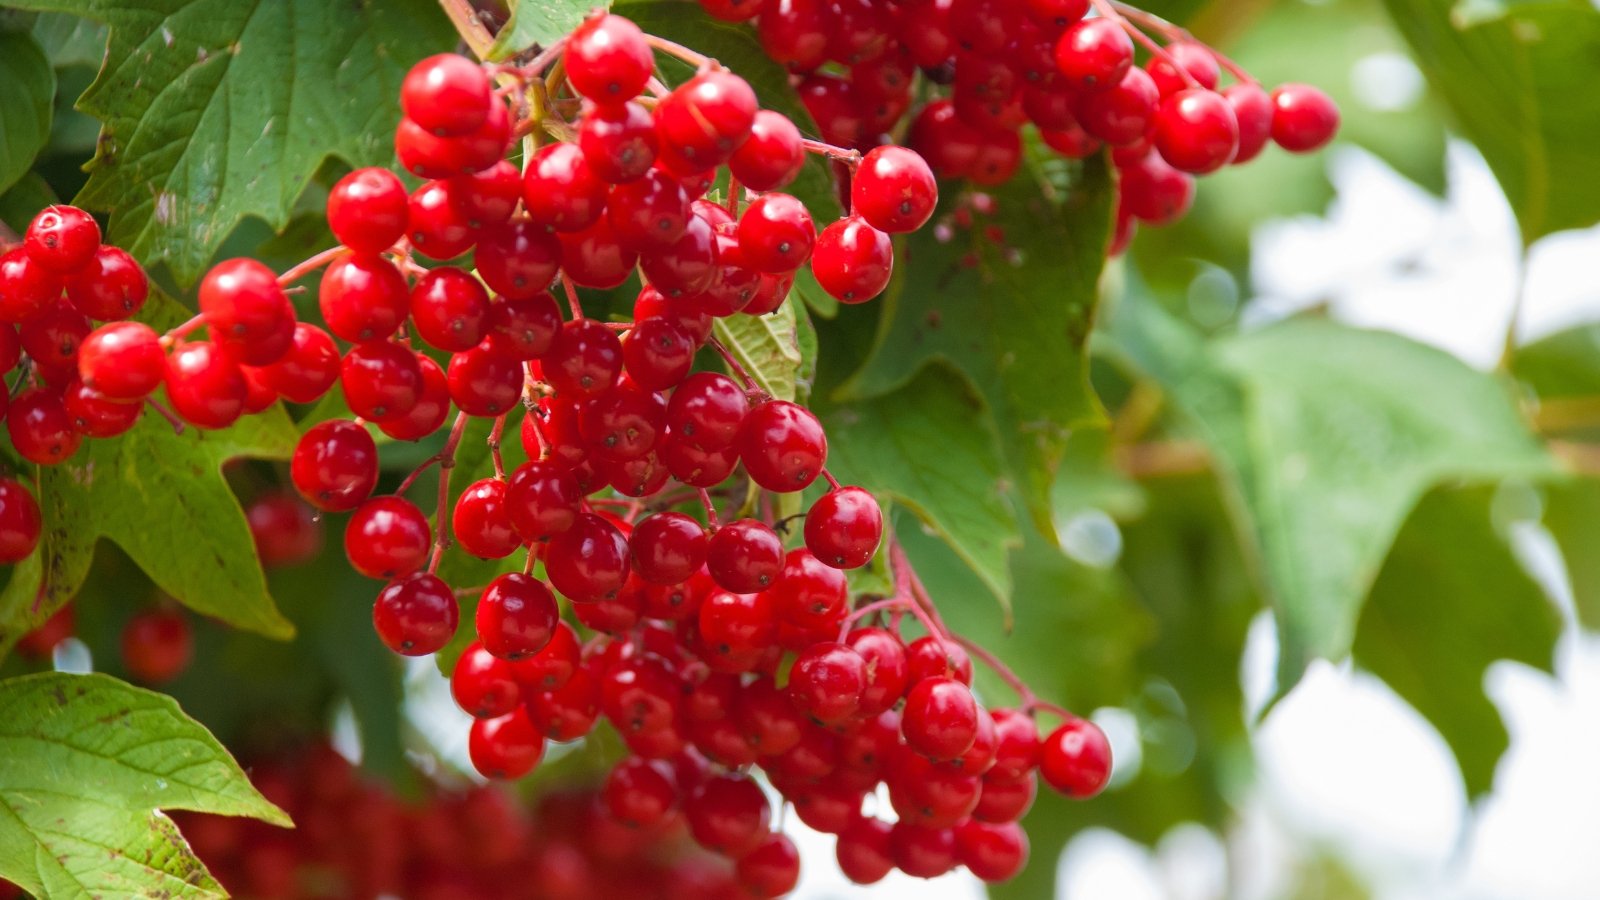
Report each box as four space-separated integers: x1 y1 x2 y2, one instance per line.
485 291 563 360
1075 65 1159 146
513 619 580 692
327 167 408 253
376 353 451 440
737 194 815 274
24 205 100 272
247 492 322 568
767 547 848 624
788 642 866 725
120 608 192 684
989 708 1041 781
1225 82 1275 164
837 817 894 884
637 213 717 297
655 72 759 172
736 833 800 898
728 110 805 191
737 399 827 492
557 216 639 288
341 340 423 420
907 634 973 684
18 301 87 375
0 477 42 563
372 572 459 656
974 772 1037 823
78 322 163 401
1147 42 1221 96
523 143 608 233
468 708 546 778
524 662 600 741
318 252 410 343
450 159 523 228
889 821 958 878
544 317 623 398
846 627 911 717
1026 0 1089 25
545 513 631 602
565 14 655 104
64 245 148 320
621 316 695 392
447 342 523 417
1154 87 1240 174
1054 17 1133 92
394 100 511 179
1120 151 1195 226
665 372 747 450
452 641 522 719
198 258 295 367
902 676 979 761
704 518 783 594
630 512 708 585
258 322 340 404
804 486 882 568
0 249 61 323
411 266 490 352
686 774 770 856
344 495 432 579
63 379 141 437
292 419 379 512
164 341 247 430
1271 82 1340 152
811 215 893 303
407 178 478 259
475 572 559 660
505 459 582 542
853 146 938 233
956 819 1029 882
1039 717 1112 797
453 478 521 559
580 382 665 461
603 755 680 829
475 220 562 301
402 54 492 136
578 100 658 184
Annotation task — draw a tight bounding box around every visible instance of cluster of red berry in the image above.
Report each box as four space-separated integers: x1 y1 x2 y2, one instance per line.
171 743 753 900
701 0 1339 251
0 205 156 564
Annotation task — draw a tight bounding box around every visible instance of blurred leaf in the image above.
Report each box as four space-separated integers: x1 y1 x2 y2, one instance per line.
1101 295 1554 694
614 0 840 220
0 170 56 231
4 0 452 285
1512 322 1600 398
0 29 55 196
487 0 601 62
28 11 107 67
0 672 288 899
1544 478 1600 630
838 158 1114 537
0 292 297 656
1381 0 1600 242
825 365 1018 610
713 301 805 403
1355 485 1559 797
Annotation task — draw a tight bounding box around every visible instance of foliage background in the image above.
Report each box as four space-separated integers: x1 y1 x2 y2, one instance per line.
0 0 1597 897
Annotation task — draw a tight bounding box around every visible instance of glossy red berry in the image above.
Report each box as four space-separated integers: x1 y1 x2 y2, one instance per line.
811 215 893 303
686 774 770 856
804 486 882 569
603 756 680 829
853 146 938 233
1120 151 1195 226
630 512 708 585
523 143 608 233
956 819 1029 882
164 341 247 430
578 100 658 184
64 246 147 320
327 167 408 253
24 206 100 272
846 627 910 717
372 572 459 656
837 816 895 885
788 642 867 725
453 478 522 560
737 400 826 492
17 302 86 375
198 258 295 366
728 110 805 191
476 572 559 660
344 496 432 579
376 353 451 440
246 492 322 568
513 620 581 693
63 379 142 437
737 194 815 274
698 590 777 668
565 14 655 104
291 419 379 512
737 833 800 898
468 708 546 778
545 513 631 602
767 547 848 623
1271 82 1340 152
558 217 639 288
1154 88 1240 174
0 249 61 323
621 316 695 392
505 460 582 542
1225 82 1275 164
258 322 340 404
1075 65 1159 146
655 72 759 172
1040 717 1112 797
452 642 522 719
77 322 163 401
1054 17 1133 91
340 340 423 420
452 159 523 228
544 317 623 397
407 179 478 259
475 220 563 301
902 676 980 761
318 252 410 343
447 342 523 417
120 608 193 684
1147 41 1221 96
705 519 784 593
0 477 42 563
889 821 958 878
410 266 490 352
485 291 563 360
907 634 974 684
402 54 492 135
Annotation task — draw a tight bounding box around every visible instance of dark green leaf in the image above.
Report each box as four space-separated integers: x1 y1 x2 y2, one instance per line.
487 0 601 62
1381 0 1600 242
1543 478 1600 630
0 292 298 653
836 158 1114 536
1101 295 1555 692
5 0 453 285
0 672 288 899
0 171 57 232
0 30 55 195
1354 486 1560 798
825 365 1018 613
1512 322 1600 398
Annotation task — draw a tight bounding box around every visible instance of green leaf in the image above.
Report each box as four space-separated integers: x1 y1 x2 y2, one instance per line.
1354 486 1560 798
1512 322 1600 398
28 12 108 68
487 0 600 62
0 672 288 899
1380 0 1600 242
4 0 453 285
612 0 841 220
1101 296 1555 692
0 292 298 653
0 171 56 232
824 364 1018 612
837 158 1114 536
1543 478 1600 630
712 301 804 402
0 29 55 196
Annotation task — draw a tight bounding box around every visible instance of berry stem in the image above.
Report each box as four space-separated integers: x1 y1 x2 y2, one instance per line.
437 0 497 60
697 488 720 528
799 138 863 167
1089 0 1201 89
889 540 952 635
488 413 507 480
144 398 186 435
707 337 762 395
160 314 205 348
1109 1 1255 84
559 272 585 320
643 33 717 71
277 246 345 285
820 469 842 490
726 174 743 217
427 411 471 574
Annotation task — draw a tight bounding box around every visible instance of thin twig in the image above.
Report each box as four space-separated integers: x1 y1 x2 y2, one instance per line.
427 411 471 573
277 246 344 285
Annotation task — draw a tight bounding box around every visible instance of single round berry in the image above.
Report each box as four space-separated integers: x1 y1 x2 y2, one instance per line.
504 459 582 542
737 399 827 492
889 821 958 879
989 708 1042 782
475 572 559 660
410 266 490 352
120 608 193 684
837 816 895 885
376 353 451 441
811 215 893 303
318 252 410 344
1054 17 1133 92
0 477 42 563
956 819 1030 883
705 518 784 593
737 833 800 898
788 642 867 725
468 708 546 779
545 513 631 602
544 317 623 397
1120 151 1195 226
18 301 88 375
654 72 759 172
164 341 248 430
1271 82 1340 152
453 478 522 560
451 159 523 228
853 146 938 233
1039 717 1112 798
686 774 770 857
246 492 322 568
291 419 379 512
846 627 910 717
64 245 148 320
78 322 163 401
258 322 340 404
737 194 815 274
63 379 142 437
402 54 492 135
327 167 408 253
340 340 423 420
902 676 980 761
0 249 61 323
907 634 974 684
407 179 478 259
485 291 563 360
578 100 658 184
629 512 708 585
608 170 693 252
1075 65 1159 146
523 143 608 233
372 572 459 656
24 205 100 272
198 258 295 367
602 756 679 830
1225 82 1275 164
1154 88 1240 174
565 14 655 103
344 496 432 579
665 372 747 451
621 316 695 392
451 641 522 719
1146 41 1221 96
729 110 806 192
475 220 563 301
580 382 666 461
804 486 882 569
